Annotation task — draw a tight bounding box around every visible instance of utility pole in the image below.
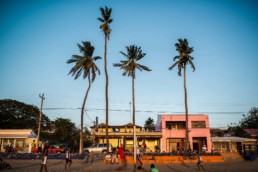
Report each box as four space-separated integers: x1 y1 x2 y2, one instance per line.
37 93 45 143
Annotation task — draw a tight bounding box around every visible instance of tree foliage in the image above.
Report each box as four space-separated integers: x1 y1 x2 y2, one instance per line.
67 41 101 154
228 107 258 137
168 38 195 76
0 99 51 132
98 6 113 153
144 117 155 132
50 118 80 146
113 45 151 125
168 38 195 147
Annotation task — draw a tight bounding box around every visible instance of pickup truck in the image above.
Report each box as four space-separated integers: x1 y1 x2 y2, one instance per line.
84 143 112 153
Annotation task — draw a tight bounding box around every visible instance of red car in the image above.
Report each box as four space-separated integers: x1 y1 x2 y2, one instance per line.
33 145 65 154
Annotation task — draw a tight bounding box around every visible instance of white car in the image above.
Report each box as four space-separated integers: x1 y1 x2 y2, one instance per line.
84 143 112 153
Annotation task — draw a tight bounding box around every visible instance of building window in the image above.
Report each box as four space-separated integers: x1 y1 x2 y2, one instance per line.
191 121 206 128
113 128 119 132
166 121 186 130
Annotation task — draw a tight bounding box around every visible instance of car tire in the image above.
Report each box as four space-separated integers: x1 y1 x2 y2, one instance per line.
102 150 107 154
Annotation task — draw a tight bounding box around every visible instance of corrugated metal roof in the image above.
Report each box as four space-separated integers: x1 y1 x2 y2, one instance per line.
211 136 257 142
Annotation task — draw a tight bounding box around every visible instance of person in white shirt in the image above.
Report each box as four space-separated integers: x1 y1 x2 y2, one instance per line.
202 145 207 155
40 149 48 172
136 145 143 168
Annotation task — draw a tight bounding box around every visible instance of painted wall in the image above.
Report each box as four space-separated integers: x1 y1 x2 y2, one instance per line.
158 114 212 152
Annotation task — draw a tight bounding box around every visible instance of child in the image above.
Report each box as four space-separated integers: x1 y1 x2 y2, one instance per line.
104 154 112 164
65 147 72 169
150 164 159 172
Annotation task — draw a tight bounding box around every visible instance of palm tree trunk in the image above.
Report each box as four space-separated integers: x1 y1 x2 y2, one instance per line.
80 76 91 154
183 66 189 150
132 73 136 170
104 34 109 152
132 75 135 126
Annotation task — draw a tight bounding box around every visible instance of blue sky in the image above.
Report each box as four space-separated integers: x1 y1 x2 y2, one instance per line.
1 0 257 129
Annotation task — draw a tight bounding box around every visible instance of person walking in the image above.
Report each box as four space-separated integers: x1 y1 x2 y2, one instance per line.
65 147 72 169
40 149 48 172
136 145 143 168
197 152 205 171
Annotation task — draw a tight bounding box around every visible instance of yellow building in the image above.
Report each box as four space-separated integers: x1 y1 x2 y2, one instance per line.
91 123 162 152
0 129 37 153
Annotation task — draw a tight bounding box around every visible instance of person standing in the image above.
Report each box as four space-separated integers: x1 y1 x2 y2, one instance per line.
38 140 43 153
202 145 207 155
40 149 48 172
31 140 36 153
143 140 147 151
65 147 72 169
117 144 126 166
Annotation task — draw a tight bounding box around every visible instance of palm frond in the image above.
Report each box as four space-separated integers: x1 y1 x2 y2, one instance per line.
138 64 151 71
67 41 101 81
188 59 195 72
169 38 195 74
108 19 113 24
120 51 129 58
93 56 102 60
97 18 104 22
113 63 123 67
114 44 151 78
74 67 83 80
168 61 179 70
178 64 182 76
173 55 180 61
91 67 96 82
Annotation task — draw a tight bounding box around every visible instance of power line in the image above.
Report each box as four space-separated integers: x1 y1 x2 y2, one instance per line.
42 107 246 114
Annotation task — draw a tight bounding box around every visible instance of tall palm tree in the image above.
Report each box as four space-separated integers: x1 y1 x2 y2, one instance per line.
113 45 151 127
67 41 101 154
114 45 151 168
98 6 113 152
168 38 195 150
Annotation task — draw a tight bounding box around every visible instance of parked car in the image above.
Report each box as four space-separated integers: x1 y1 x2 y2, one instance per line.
84 143 112 153
33 145 65 154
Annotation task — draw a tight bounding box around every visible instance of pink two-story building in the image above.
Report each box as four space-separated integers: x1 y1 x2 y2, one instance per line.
155 114 212 153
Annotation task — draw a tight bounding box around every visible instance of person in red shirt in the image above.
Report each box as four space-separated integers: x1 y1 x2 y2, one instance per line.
117 144 126 166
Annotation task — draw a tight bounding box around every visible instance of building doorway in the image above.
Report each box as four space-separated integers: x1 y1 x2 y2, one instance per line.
193 137 207 152
167 138 185 152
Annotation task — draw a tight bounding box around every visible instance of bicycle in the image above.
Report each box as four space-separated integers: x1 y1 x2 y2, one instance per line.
139 148 156 161
182 150 197 160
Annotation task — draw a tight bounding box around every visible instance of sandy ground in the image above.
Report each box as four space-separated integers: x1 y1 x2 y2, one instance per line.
1 155 258 172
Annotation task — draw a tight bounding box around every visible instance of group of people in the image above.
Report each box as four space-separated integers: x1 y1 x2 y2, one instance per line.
105 143 159 172
104 144 126 165
31 140 49 153
39 146 72 172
